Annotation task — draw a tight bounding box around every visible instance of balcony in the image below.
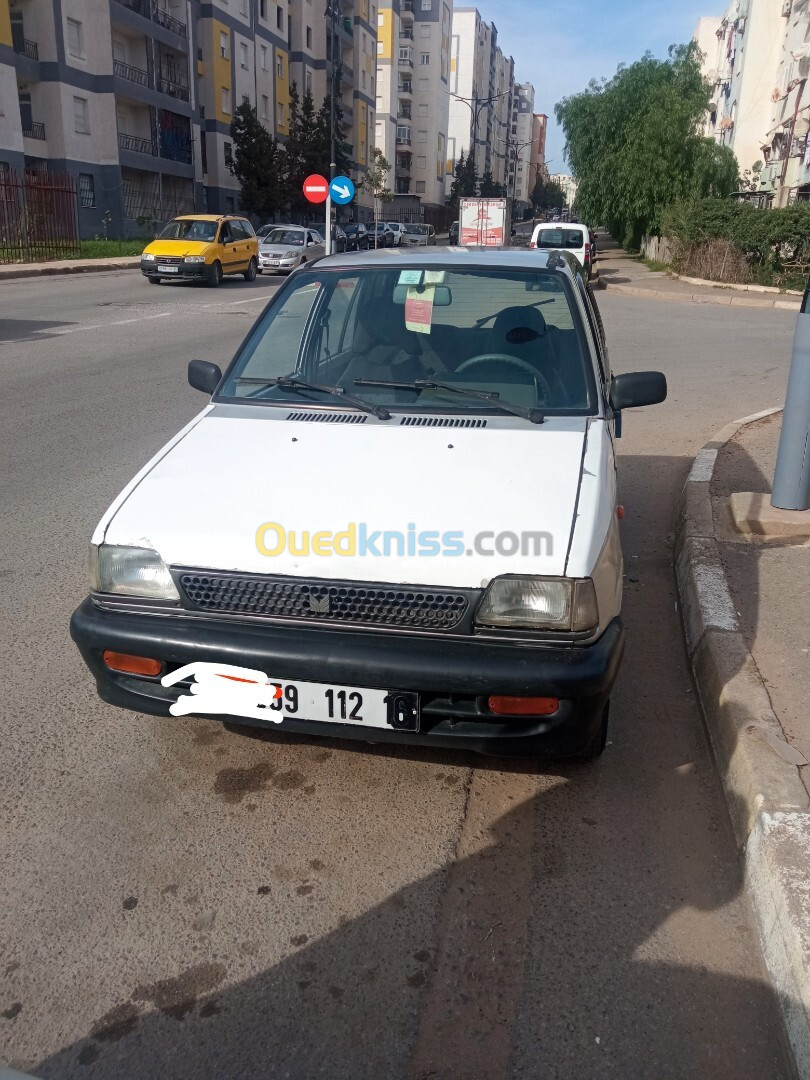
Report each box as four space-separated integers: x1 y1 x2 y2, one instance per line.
396 133 412 145
119 132 156 155
112 0 187 39
157 74 190 101
401 0 414 17
398 51 414 68
400 30 414 41
22 120 46 140
397 109 411 120
160 143 192 163
398 83 413 97
114 59 151 86
13 38 39 60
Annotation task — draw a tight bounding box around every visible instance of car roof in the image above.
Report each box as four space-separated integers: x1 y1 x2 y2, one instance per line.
304 247 581 277
174 214 248 222
534 221 587 231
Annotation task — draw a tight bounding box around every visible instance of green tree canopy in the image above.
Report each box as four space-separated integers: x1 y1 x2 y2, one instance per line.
448 150 478 205
555 43 740 248
229 97 283 221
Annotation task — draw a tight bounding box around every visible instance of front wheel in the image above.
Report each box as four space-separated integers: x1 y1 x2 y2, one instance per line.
243 256 258 282
206 260 222 288
147 275 161 285
579 701 609 761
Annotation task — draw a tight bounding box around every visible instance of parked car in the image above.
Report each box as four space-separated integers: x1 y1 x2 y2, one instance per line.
256 224 274 239
449 220 460 244
71 246 667 760
344 223 369 251
402 223 437 247
386 222 407 246
370 222 395 248
140 215 258 287
257 226 325 274
530 222 593 279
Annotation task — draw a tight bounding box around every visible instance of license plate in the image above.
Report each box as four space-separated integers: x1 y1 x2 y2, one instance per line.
158 265 179 273
265 261 279 266
162 662 419 731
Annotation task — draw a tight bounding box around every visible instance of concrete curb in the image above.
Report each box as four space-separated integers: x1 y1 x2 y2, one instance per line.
676 408 810 1077
601 279 801 309
0 259 140 281
671 271 803 297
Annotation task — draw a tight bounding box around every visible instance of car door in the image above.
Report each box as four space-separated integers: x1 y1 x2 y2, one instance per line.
217 222 240 273
237 219 257 267
230 220 253 270
306 231 325 259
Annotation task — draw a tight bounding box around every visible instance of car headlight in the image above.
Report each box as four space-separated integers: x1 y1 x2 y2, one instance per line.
284 250 299 259
476 576 598 631
184 255 206 263
141 252 156 261
90 544 180 601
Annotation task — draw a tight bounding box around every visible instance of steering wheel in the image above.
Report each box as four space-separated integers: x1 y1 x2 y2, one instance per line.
455 353 552 403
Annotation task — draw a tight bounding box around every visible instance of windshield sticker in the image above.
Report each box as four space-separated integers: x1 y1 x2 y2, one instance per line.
405 286 435 334
162 662 284 722
423 270 446 285
398 270 423 285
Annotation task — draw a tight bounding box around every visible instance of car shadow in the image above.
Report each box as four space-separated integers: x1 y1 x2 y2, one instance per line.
0 319 75 343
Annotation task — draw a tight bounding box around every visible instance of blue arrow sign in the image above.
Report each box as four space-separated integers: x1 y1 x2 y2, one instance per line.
329 176 355 205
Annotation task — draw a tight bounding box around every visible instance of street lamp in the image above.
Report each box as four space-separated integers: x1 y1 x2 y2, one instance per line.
446 87 512 176
325 0 340 255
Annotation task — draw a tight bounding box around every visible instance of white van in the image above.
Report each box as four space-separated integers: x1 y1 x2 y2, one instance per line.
531 222 592 278
72 248 666 760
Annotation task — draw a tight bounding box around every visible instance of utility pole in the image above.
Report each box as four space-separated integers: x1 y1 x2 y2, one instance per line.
772 283 810 510
325 0 339 255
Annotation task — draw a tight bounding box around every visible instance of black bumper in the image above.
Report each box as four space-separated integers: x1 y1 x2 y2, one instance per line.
70 598 624 758
141 264 206 280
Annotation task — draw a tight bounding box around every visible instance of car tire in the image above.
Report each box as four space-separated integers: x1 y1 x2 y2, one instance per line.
243 256 258 282
578 701 610 761
207 261 222 288
256 267 263 275
147 275 161 285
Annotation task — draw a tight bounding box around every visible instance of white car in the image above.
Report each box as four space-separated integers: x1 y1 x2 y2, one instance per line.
258 225 325 274
386 222 407 246
530 222 593 278
71 248 666 760
402 223 437 246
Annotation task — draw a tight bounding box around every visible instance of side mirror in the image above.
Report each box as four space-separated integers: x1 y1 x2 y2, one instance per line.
188 359 223 395
609 371 667 411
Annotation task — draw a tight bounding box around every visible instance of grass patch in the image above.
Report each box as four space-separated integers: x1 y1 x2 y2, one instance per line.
79 238 149 259
637 256 670 274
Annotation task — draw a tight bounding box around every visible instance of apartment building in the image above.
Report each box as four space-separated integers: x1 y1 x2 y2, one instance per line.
0 0 378 236
445 7 515 195
550 172 577 208
374 0 452 214
507 80 533 211
761 0 810 202
528 111 547 194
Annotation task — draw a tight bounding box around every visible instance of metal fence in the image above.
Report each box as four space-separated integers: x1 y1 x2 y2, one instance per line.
0 168 80 264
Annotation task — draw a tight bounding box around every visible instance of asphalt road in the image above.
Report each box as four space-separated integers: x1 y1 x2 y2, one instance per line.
0 267 799 1079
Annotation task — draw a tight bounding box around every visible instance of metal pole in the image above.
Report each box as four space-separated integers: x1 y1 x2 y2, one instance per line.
325 0 337 255
772 284 810 510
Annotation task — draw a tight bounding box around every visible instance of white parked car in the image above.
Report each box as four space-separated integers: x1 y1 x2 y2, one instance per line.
386 222 407 246
258 225 324 274
71 248 666 760
402 223 437 246
530 222 593 278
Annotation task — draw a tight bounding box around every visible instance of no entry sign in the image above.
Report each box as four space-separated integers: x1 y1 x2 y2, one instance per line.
303 174 329 204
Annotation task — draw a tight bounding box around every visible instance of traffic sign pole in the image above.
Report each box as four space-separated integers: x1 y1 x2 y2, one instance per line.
325 192 332 257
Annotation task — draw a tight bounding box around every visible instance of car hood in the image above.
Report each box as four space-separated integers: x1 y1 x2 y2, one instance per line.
144 239 210 258
103 411 589 588
260 242 304 255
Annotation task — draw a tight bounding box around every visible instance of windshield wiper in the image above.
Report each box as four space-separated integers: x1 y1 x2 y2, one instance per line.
234 376 391 420
353 378 544 424
473 297 556 328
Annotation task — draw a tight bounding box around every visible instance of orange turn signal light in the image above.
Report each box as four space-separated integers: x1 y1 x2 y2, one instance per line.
103 651 163 677
488 695 560 716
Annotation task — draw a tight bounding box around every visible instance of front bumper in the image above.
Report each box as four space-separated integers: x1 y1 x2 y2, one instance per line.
70 598 624 758
141 261 206 280
259 256 298 272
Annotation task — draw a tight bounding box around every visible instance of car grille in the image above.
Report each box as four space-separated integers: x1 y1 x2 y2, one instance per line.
155 256 184 265
175 570 473 631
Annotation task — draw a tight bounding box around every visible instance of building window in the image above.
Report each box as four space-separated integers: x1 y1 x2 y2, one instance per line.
220 32 228 58
276 4 283 30
260 0 267 16
378 11 384 24
225 196 235 213
420 24 430 37
66 18 84 59
305 70 312 93
261 94 269 119
416 180 426 192
421 0 432 8
417 129 427 142
260 44 268 69
416 155 426 168
73 96 89 134
221 86 231 114
418 102 428 116
277 54 284 77
239 42 248 68
224 141 233 168
78 173 95 207
306 26 312 48
420 52 430 65
277 102 284 126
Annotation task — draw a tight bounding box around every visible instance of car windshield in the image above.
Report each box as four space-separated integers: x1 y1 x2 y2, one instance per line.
402 224 424 234
535 228 585 250
158 219 218 242
219 266 596 415
265 229 305 245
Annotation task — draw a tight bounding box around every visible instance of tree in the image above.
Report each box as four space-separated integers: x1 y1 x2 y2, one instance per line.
529 176 564 214
555 43 741 248
448 150 478 204
478 170 506 197
230 97 283 220
359 146 393 247
283 83 309 217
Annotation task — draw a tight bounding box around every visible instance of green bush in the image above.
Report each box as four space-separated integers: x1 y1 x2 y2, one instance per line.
662 198 810 285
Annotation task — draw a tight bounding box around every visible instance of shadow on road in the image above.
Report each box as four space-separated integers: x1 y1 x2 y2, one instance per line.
0 319 75 342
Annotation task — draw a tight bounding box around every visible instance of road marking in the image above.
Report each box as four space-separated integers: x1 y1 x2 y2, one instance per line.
51 311 173 336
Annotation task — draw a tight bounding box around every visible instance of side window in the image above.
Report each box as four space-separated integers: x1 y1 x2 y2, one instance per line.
226 282 322 391
307 232 319 245
232 221 250 240
218 223 232 244
240 219 256 237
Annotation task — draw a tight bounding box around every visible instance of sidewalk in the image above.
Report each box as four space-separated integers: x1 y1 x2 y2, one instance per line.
596 236 801 310
677 409 810 1077
0 256 140 281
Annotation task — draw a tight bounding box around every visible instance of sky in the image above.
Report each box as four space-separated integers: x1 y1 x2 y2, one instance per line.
472 0 716 172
